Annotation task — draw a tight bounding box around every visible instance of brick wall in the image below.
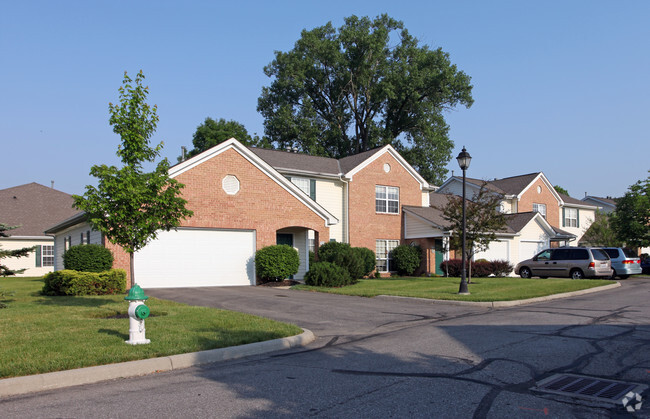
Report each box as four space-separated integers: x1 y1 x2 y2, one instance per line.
111 147 330 283
348 154 423 252
518 178 561 229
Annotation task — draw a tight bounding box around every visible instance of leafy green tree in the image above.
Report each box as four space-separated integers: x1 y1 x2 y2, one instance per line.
258 14 473 185
611 173 649 248
0 223 35 276
434 183 507 282
181 118 269 161
73 71 193 288
579 211 623 247
554 185 569 196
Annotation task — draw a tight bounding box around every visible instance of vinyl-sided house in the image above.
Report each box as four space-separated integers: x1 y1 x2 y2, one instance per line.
45 138 434 288
0 183 78 276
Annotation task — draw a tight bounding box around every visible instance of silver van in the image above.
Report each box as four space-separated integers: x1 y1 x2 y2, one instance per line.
515 247 612 279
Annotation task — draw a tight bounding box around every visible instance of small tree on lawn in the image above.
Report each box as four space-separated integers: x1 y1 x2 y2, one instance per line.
73 70 193 288
0 223 35 276
611 173 650 249
434 183 507 283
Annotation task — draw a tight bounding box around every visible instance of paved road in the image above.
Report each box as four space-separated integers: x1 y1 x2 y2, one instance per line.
2 278 649 418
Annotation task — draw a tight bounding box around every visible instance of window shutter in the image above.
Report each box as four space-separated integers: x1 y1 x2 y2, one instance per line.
87 231 91 244
576 209 580 228
562 208 566 227
35 245 42 267
310 179 316 200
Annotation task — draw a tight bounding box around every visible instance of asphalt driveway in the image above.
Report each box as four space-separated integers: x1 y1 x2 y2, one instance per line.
2 278 649 418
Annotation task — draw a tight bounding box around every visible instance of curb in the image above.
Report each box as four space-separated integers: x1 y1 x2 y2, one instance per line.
376 281 621 308
0 328 315 398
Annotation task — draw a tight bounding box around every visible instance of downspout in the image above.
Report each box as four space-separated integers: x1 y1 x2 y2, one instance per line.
340 174 350 244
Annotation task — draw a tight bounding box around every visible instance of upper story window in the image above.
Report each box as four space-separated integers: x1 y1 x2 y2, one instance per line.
289 177 316 200
375 185 399 214
564 208 578 228
533 203 546 218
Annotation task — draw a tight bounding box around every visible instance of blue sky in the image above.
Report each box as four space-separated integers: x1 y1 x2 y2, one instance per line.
2 1 648 199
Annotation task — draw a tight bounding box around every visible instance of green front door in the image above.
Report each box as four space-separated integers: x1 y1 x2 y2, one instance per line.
435 239 444 276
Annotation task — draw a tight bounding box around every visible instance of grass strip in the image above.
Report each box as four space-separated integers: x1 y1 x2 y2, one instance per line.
293 276 615 302
0 277 301 379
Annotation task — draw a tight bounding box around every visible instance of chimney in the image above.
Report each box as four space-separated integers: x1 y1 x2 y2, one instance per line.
51 180 54 189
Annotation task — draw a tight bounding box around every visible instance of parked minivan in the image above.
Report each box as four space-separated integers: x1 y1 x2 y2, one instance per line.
515 247 612 279
602 247 641 279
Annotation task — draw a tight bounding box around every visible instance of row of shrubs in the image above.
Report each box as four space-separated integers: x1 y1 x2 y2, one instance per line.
439 259 513 277
43 244 123 296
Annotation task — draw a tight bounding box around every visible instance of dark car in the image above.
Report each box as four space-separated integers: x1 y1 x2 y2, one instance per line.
641 256 650 275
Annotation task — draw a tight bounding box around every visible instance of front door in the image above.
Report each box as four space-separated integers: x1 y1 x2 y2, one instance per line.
434 239 444 276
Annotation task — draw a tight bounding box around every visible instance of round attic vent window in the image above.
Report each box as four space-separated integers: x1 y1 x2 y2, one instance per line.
537 186 542 194
222 175 240 195
383 163 391 173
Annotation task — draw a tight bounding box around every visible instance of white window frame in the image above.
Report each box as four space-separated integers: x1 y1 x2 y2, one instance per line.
376 239 399 272
533 203 546 218
376 185 399 214
42 245 54 267
565 208 578 227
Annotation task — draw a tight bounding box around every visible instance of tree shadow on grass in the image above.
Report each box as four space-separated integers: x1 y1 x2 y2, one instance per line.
33 295 121 307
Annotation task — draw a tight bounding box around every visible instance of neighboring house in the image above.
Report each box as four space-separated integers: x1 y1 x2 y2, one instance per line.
45 138 434 288
0 183 78 276
581 195 617 214
426 172 599 270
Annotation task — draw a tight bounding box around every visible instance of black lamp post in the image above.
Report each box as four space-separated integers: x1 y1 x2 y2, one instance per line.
457 146 471 295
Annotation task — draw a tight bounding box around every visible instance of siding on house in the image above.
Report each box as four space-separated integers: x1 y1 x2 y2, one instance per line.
313 178 347 243
51 222 102 271
1 238 54 277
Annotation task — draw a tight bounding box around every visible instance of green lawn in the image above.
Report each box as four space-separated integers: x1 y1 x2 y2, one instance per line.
0 277 302 379
293 276 616 302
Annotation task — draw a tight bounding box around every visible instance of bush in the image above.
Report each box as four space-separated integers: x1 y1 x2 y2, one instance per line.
391 244 422 275
255 245 300 282
317 242 365 280
63 244 114 272
491 260 514 277
353 247 376 277
439 259 514 278
304 262 352 287
42 269 126 296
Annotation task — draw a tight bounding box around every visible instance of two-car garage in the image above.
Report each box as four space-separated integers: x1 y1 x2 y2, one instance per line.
133 228 256 288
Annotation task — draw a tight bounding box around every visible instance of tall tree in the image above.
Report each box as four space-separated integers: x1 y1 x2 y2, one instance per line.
258 14 473 185
73 71 193 288
434 183 507 282
180 117 269 161
611 173 650 248
554 185 569 196
0 223 35 276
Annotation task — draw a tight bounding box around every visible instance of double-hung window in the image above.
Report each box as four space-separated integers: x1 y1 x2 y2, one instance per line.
375 185 399 214
532 203 546 218
376 239 399 272
564 208 578 227
289 177 316 200
35 245 54 267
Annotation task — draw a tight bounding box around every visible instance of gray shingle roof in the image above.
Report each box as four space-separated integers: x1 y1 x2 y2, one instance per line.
488 173 541 195
248 146 387 177
0 183 79 237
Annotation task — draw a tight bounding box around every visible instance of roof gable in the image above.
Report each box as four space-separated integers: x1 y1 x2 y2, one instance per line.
170 138 338 226
0 183 79 237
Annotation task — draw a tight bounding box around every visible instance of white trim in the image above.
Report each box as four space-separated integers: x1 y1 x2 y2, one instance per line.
344 145 431 191
518 172 562 204
169 138 339 227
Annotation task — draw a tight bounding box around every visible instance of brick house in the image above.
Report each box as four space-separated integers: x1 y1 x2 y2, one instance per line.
45 138 434 288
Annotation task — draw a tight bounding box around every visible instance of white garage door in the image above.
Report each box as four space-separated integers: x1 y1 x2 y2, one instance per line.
474 240 509 261
519 241 545 262
134 228 256 288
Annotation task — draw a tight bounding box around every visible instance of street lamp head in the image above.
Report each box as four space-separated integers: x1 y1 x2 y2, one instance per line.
456 146 472 171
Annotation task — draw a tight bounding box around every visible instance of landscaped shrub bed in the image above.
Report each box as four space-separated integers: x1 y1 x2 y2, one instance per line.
391 244 422 275
304 262 352 287
317 241 372 280
42 269 126 296
439 259 514 277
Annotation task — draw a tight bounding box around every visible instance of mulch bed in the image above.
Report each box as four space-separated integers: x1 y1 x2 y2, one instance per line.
257 280 300 287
